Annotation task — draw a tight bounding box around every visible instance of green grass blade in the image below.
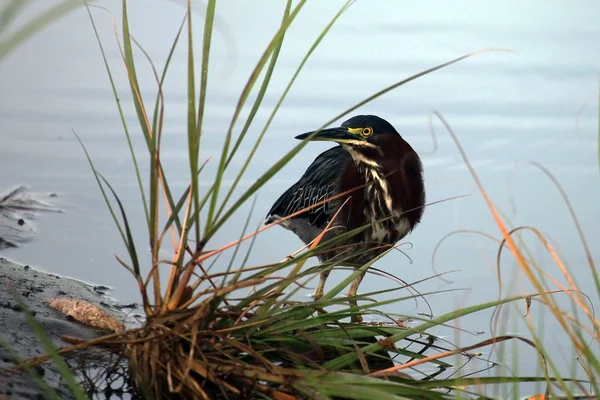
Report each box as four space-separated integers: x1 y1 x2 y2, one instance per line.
223 197 257 287
225 0 291 167
75 131 148 307
0 338 61 399
130 29 189 244
0 0 84 61
235 239 263 286
148 14 187 239
0 0 31 36
96 173 141 279
181 2 306 240
212 0 350 232
296 373 449 400
211 43 489 242
329 49 512 136
120 0 161 304
204 0 308 237
85 3 150 228
74 131 127 245
414 375 587 389
232 280 450 335
195 0 216 139
216 0 292 215
180 1 308 239
150 11 186 146
121 0 158 248
159 162 209 247
15 297 88 400
256 290 458 336
121 0 152 149
185 0 199 247
323 292 551 370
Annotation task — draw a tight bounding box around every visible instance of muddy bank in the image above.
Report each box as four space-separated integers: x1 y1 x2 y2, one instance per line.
0 258 139 399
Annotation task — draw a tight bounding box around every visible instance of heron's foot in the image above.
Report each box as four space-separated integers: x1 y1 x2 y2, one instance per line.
347 272 365 323
348 296 363 323
351 313 363 323
311 287 324 301
311 270 330 301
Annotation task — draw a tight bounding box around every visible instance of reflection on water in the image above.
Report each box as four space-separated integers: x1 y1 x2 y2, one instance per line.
1 0 599 394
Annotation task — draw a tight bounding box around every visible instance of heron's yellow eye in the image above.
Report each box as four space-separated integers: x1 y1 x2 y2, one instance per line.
362 127 373 137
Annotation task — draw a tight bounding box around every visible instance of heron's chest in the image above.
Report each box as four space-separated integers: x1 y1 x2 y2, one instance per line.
359 167 410 243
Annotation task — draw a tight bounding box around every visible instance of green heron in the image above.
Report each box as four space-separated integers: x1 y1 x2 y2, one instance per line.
266 115 425 321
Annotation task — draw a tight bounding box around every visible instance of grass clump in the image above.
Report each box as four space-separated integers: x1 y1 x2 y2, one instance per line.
6 1 599 399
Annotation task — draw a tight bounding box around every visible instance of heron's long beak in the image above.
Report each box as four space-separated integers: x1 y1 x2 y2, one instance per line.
295 127 355 143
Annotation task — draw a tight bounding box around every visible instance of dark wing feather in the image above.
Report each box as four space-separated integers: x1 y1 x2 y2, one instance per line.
265 146 350 229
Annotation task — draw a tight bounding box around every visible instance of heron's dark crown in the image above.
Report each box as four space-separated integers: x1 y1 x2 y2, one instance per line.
341 115 400 137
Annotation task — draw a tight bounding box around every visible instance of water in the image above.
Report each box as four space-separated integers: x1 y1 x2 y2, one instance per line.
1 0 599 396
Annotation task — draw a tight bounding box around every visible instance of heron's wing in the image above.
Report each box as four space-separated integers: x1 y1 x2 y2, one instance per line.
266 146 350 229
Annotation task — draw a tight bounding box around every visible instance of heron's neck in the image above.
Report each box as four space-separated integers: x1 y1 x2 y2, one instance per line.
343 147 394 215
342 145 382 169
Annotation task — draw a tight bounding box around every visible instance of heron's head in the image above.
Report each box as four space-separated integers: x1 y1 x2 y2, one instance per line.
295 115 401 159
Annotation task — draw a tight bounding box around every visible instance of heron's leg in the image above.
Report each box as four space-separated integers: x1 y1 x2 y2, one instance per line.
347 270 366 323
312 270 330 300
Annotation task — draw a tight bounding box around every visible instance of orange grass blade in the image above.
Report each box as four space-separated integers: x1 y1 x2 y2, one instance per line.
369 335 543 377
163 188 194 312
431 111 583 346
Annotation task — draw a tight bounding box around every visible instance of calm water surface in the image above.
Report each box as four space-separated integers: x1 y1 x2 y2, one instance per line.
1 0 599 396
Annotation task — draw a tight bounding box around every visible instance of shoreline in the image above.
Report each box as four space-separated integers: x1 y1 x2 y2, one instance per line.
0 257 136 399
